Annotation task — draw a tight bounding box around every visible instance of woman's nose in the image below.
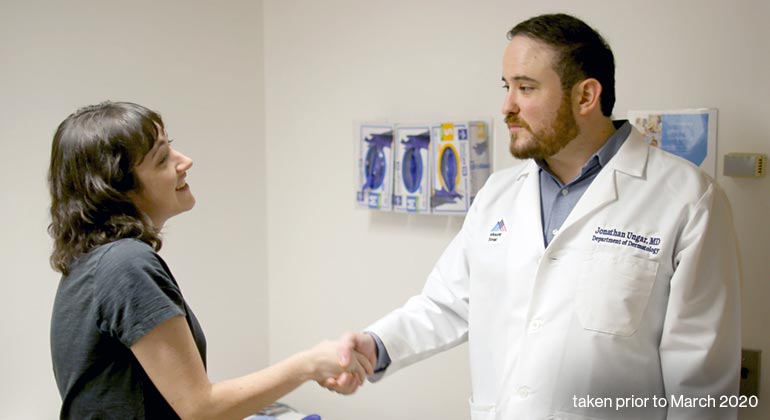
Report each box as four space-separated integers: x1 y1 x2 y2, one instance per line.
176 151 193 172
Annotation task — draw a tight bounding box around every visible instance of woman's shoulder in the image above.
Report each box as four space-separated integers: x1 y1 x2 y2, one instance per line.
88 239 178 299
66 238 152 275
93 238 161 272
60 239 170 307
102 237 155 255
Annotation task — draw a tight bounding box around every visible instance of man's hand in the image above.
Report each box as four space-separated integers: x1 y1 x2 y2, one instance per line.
305 339 372 386
320 332 377 394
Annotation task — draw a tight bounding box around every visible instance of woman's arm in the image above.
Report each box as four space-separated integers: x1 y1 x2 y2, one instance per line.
131 315 372 420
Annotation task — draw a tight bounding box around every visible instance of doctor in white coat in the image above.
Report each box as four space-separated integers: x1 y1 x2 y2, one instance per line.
326 13 741 420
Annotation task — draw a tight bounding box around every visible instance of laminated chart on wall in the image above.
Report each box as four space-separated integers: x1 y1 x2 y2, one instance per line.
627 108 717 178
393 125 431 213
430 122 470 214
356 123 394 210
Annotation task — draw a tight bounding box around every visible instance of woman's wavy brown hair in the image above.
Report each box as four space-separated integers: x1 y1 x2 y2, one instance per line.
48 101 164 274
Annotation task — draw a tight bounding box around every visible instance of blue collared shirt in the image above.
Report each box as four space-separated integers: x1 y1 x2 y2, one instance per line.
538 120 630 247
370 120 633 373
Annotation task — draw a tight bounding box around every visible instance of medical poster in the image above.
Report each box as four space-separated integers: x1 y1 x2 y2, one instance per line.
627 108 717 178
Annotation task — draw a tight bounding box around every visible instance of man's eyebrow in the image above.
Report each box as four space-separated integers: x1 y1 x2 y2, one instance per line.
502 75 540 82
511 75 540 83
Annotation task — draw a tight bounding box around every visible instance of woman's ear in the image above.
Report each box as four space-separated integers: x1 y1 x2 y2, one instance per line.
574 78 603 116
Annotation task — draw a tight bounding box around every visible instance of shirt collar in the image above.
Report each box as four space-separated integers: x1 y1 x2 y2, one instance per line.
536 120 632 180
595 120 631 167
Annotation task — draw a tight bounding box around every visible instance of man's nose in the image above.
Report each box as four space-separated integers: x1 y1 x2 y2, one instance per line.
502 92 519 116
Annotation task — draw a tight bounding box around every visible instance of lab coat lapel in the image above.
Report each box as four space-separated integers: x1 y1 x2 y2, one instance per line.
557 129 649 238
512 160 545 252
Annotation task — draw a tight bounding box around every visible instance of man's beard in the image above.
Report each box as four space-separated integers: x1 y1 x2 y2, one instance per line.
506 95 579 160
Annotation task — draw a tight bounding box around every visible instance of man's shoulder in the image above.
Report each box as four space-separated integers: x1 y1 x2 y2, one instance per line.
646 146 715 197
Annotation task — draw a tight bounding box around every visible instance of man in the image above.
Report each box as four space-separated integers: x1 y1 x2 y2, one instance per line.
327 13 741 419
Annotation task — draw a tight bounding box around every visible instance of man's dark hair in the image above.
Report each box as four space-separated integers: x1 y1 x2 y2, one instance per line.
508 13 615 116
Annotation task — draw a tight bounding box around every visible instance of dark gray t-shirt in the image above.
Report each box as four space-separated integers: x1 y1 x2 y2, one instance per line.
51 238 207 419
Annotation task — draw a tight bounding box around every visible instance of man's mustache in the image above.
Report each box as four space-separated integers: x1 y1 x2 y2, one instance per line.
504 114 529 129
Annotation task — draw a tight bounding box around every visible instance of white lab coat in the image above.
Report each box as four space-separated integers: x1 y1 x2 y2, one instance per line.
367 129 741 420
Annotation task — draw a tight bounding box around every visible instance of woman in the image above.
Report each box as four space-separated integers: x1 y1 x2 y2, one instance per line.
48 101 371 419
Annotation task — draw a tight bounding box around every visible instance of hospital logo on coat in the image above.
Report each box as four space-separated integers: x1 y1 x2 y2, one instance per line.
488 219 507 242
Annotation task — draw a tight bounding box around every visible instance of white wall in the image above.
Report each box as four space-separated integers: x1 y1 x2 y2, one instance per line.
0 1 266 418
264 1 770 420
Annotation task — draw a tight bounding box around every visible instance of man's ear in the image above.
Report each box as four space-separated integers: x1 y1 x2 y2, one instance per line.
573 78 603 116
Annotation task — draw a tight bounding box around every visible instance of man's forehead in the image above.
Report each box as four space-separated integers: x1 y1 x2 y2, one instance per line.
506 35 557 58
503 35 558 75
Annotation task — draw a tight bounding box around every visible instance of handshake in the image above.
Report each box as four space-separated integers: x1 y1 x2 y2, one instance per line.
304 332 377 395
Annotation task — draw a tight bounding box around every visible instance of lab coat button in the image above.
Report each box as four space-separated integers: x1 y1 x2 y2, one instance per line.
529 319 543 332
561 188 569 196
551 228 559 236
517 386 530 398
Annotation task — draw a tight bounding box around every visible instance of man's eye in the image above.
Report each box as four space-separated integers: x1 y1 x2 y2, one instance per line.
519 86 533 92
502 84 510 91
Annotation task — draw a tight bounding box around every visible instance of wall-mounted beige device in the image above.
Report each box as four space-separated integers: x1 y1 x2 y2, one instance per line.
723 153 766 177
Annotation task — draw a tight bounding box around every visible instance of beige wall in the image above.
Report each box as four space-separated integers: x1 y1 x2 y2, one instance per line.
0 1 266 418
1 0 768 419
264 1 769 419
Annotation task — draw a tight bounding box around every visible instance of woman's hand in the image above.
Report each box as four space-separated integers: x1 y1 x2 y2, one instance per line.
305 339 373 390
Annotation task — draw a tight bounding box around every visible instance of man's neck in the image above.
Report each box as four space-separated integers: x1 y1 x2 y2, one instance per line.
544 118 616 184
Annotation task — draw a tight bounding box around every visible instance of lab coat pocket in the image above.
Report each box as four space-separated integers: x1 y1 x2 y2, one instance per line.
469 397 496 420
575 252 658 336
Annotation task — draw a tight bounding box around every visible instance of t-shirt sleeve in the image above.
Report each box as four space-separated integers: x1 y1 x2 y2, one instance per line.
93 240 186 348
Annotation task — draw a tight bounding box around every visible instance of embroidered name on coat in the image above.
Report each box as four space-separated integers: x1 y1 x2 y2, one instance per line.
591 226 662 255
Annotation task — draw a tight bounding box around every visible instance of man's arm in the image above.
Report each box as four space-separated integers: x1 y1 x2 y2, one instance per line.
659 183 741 420
323 228 475 394
322 181 495 394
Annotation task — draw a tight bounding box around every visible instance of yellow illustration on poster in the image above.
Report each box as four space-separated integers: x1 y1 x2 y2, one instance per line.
627 108 717 178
